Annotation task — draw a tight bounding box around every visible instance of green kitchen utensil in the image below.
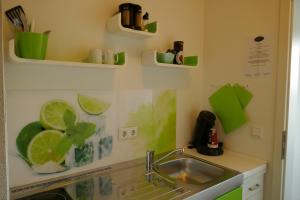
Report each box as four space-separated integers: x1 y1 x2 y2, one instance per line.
209 84 247 134
15 32 48 59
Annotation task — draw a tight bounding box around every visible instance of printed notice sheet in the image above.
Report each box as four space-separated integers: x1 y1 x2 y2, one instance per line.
244 35 272 77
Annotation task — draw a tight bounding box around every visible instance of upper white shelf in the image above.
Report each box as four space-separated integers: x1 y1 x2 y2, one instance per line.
8 40 127 69
106 13 158 39
142 50 199 69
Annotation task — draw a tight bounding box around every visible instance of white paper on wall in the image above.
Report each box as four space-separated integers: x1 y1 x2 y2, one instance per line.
244 35 273 77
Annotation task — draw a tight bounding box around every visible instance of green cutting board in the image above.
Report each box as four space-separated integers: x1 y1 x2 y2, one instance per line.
209 84 247 133
233 84 253 109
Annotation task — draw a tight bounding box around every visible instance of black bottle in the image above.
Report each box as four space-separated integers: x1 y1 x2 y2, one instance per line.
173 41 184 64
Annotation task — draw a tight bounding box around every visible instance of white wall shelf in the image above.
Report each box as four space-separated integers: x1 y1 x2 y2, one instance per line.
106 13 158 39
141 50 199 69
8 40 127 69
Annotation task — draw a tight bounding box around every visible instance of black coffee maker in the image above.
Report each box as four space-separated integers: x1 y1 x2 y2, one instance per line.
189 111 223 156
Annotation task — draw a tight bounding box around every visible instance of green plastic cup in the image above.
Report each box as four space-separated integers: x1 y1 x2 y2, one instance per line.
157 52 175 64
15 32 48 60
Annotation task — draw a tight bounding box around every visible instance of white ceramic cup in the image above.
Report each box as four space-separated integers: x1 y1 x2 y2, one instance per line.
87 49 102 64
103 49 118 65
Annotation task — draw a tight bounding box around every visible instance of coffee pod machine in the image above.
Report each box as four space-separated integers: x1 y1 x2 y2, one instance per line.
189 111 223 156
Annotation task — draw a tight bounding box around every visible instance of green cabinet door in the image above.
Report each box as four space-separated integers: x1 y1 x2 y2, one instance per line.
215 187 242 200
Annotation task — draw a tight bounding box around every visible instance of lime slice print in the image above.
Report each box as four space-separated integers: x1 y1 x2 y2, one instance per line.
78 94 110 115
16 121 44 159
27 130 65 165
40 99 78 130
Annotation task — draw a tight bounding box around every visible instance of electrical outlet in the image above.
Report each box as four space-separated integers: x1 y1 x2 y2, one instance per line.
251 126 263 139
118 127 138 140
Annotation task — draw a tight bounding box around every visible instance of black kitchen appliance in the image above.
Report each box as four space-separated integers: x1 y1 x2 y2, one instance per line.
189 111 223 156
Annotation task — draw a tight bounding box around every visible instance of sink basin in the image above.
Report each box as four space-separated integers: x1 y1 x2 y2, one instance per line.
153 153 241 190
153 153 243 200
155 157 225 185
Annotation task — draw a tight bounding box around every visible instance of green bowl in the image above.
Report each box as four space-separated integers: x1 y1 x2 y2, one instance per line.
15 32 48 60
157 52 175 64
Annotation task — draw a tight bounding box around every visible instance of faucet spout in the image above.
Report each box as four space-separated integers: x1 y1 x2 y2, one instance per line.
152 148 185 166
145 148 184 174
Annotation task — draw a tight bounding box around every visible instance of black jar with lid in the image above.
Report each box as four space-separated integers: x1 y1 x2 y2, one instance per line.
119 3 143 30
133 4 142 30
174 41 184 52
119 3 133 28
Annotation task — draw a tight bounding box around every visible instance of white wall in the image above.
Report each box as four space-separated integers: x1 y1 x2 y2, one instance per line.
203 0 280 199
284 1 300 199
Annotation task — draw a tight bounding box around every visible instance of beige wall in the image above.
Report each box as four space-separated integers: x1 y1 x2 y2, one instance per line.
203 0 281 199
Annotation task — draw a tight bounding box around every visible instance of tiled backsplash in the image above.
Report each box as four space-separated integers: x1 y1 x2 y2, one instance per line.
7 90 176 187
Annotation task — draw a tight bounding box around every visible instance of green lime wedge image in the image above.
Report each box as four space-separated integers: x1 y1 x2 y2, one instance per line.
40 99 78 130
78 94 110 115
16 121 45 159
27 130 65 165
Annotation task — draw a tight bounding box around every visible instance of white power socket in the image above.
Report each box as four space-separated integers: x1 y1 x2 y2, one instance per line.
118 127 138 140
251 126 263 139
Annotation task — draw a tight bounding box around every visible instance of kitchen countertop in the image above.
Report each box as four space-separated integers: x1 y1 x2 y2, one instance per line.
184 148 267 178
12 147 266 200
11 152 243 200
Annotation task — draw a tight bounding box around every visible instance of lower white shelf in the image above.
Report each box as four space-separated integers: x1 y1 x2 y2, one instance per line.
142 50 199 69
8 40 127 69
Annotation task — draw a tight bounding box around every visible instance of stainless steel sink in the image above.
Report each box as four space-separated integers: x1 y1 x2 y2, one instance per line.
155 157 225 185
153 153 243 199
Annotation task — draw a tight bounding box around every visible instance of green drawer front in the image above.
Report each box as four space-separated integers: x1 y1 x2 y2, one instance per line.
215 187 242 200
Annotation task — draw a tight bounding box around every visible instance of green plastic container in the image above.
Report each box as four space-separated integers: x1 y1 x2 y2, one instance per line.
15 32 48 60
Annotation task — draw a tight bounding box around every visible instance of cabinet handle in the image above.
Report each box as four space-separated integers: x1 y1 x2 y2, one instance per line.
248 184 260 191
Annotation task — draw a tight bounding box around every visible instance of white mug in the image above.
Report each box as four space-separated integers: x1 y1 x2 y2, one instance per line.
87 49 102 64
103 49 118 65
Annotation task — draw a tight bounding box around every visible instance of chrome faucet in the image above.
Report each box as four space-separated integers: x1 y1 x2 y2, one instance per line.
145 148 185 174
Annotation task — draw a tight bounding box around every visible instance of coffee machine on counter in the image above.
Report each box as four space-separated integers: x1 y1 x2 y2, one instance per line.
189 111 223 156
